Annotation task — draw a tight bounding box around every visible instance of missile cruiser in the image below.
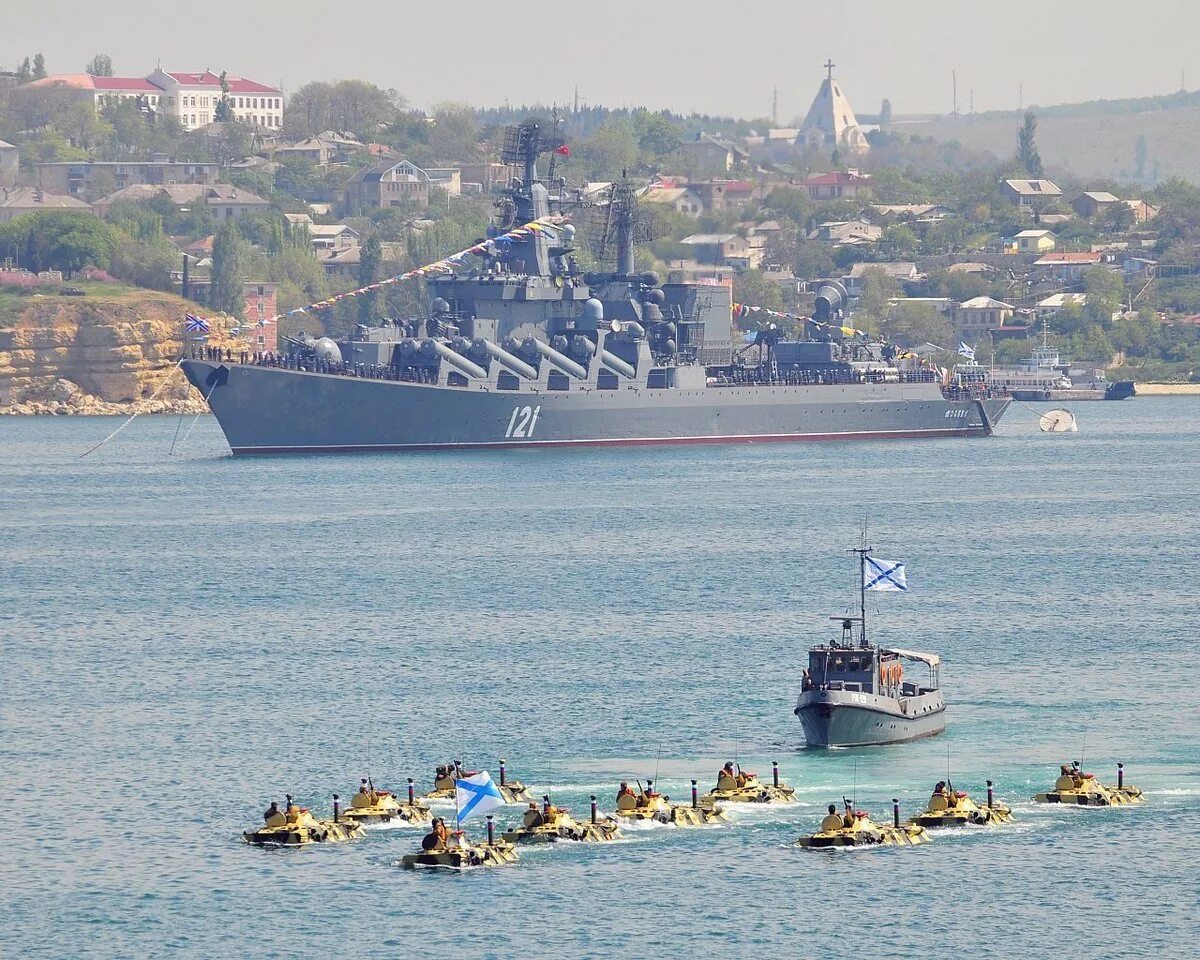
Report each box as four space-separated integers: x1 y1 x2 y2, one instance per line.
181 119 1010 455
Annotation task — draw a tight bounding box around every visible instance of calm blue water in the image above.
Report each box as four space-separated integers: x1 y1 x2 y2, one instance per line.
2 400 1197 959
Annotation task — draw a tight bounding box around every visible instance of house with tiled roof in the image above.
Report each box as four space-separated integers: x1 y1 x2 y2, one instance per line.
0 186 92 221
1071 190 1158 224
1000 178 1062 208
1034 250 1103 281
953 296 1015 342
1012 228 1057 254
92 183 269 219
343 159 431 214
800 170 871 202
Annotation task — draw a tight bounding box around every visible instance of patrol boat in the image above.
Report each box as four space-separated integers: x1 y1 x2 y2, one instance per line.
794 546 945 747
180 119 1010 455
244 794 364 846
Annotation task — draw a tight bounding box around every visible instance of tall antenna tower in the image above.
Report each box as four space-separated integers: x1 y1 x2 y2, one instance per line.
953 70 958 119
772 86 779 126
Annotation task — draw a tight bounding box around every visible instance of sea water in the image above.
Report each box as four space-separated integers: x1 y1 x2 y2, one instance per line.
1 399 1197 959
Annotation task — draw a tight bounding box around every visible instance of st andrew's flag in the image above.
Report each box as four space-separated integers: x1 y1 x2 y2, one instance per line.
455 771 505 822
957 341 975 361
185 314 211 334
864 556 908 592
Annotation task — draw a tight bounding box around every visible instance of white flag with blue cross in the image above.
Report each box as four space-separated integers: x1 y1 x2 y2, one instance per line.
455 771 505 822
864 556 908 592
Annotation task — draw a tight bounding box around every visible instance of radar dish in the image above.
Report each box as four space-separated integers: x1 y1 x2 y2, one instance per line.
1039 408 1078 433
579 181 664 267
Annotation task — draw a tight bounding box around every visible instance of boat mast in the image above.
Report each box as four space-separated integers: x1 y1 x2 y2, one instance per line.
851 542 871 648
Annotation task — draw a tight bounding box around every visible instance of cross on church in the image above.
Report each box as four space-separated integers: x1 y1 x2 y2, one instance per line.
824 59 836 81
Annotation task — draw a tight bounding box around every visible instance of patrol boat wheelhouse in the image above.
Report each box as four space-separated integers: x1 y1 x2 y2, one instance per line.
794 547 945 748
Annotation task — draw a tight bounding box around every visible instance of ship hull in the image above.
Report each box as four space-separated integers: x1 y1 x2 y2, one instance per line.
1010 381 1135 401
795 689 946 748
181 360 1011 455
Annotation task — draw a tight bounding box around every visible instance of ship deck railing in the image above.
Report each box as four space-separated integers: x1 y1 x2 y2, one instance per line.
186 346 996 399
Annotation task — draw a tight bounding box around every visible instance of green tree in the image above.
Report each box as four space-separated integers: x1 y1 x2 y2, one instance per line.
883 301 951 348
1098 202 1137 233
575 117 639 180
633 112 681 161
274 156 323 200
792 240 835 281
286 80 405 140
426 101 480 162
211 122 251 164
879 223 919 260
357 234 382 323
214 71 233 122
731 269 784 318
10 211 115 273
1134 134 1148 181
1017 109 1043 177
85 54 113 77
879 98 893 131
84 167 116 203
32 54 46 80
109 227 177 290
1083 266 1125 324
764 186 812 226
16 57 32 85
59 100 112 150
210 220 245 318
856 268 902 336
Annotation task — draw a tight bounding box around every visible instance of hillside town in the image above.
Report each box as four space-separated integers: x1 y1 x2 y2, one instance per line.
2 50 1200 407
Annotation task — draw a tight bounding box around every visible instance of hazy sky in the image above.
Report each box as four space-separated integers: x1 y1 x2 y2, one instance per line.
4 1 1197 119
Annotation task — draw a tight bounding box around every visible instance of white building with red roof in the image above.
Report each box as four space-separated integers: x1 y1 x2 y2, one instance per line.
26 68 283 132
147 69 283 131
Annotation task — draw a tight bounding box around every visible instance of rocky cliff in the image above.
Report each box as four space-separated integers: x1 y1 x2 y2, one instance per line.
0 288 241 415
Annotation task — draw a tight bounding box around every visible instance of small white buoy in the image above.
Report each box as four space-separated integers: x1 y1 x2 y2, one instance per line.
1039 408 1078 433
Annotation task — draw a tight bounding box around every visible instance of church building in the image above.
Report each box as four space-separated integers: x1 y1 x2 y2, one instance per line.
799 60 870 156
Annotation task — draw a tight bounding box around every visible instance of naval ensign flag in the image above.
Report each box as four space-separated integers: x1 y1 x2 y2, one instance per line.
864 557 908 592
455 771 505 823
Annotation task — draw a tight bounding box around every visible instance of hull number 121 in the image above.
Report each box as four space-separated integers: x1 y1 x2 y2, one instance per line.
504 405 542 438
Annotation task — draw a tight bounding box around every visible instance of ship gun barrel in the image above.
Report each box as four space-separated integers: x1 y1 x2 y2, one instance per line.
425 338 488 379
524 337 588 380
478 338 539 380
574 337 636 379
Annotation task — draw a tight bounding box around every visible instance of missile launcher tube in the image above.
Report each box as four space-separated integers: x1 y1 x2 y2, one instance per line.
478 339 539 380
425 338 488 379
524 338 588 380
573 337 637 379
